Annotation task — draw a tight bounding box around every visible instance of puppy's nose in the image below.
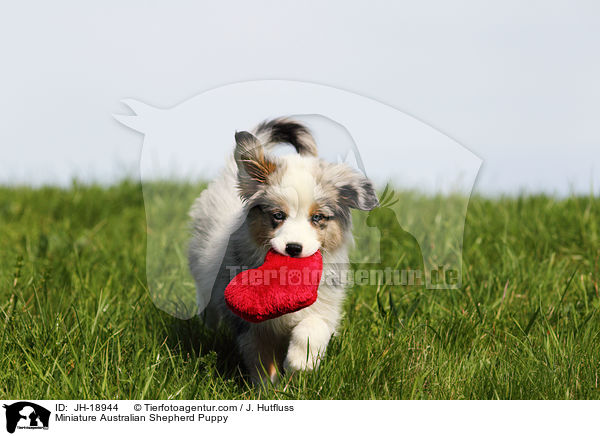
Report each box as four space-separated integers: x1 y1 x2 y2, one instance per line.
285 243 303 257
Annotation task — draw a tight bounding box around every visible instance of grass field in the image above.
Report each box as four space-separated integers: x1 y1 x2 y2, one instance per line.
1 181 599 399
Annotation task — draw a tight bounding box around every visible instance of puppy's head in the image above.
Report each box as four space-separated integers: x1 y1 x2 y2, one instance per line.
234 130 378 257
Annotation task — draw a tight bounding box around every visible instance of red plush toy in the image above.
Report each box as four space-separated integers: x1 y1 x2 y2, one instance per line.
224 250 323 323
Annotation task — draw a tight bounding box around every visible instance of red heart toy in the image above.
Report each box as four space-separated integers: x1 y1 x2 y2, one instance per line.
224 250 323 323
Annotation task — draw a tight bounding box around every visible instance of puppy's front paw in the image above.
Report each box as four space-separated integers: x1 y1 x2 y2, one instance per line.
284 346 319 373
284 316 331 373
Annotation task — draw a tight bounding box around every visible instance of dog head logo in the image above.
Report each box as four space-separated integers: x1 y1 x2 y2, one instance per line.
3 402 50 433
114 80 481 318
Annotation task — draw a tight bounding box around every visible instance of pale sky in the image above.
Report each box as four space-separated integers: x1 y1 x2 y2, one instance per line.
1 1 599 195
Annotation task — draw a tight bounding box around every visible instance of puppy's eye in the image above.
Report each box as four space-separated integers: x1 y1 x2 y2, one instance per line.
312 213 325 223
272 211 286 221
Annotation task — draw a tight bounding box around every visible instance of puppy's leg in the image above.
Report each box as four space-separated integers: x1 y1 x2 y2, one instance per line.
284 316 333 372
238 327 283 385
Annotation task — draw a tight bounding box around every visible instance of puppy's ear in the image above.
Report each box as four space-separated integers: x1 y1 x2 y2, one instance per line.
339 176 379 211
326 164 379 211
234 131 277 201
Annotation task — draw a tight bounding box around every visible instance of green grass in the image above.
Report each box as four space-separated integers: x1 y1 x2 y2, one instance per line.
1 180 599 399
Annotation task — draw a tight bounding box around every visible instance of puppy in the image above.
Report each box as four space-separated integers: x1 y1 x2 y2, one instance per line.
188 118 378 383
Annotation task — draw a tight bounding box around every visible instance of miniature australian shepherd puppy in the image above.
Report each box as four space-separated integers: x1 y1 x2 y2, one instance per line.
188 118 378 384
